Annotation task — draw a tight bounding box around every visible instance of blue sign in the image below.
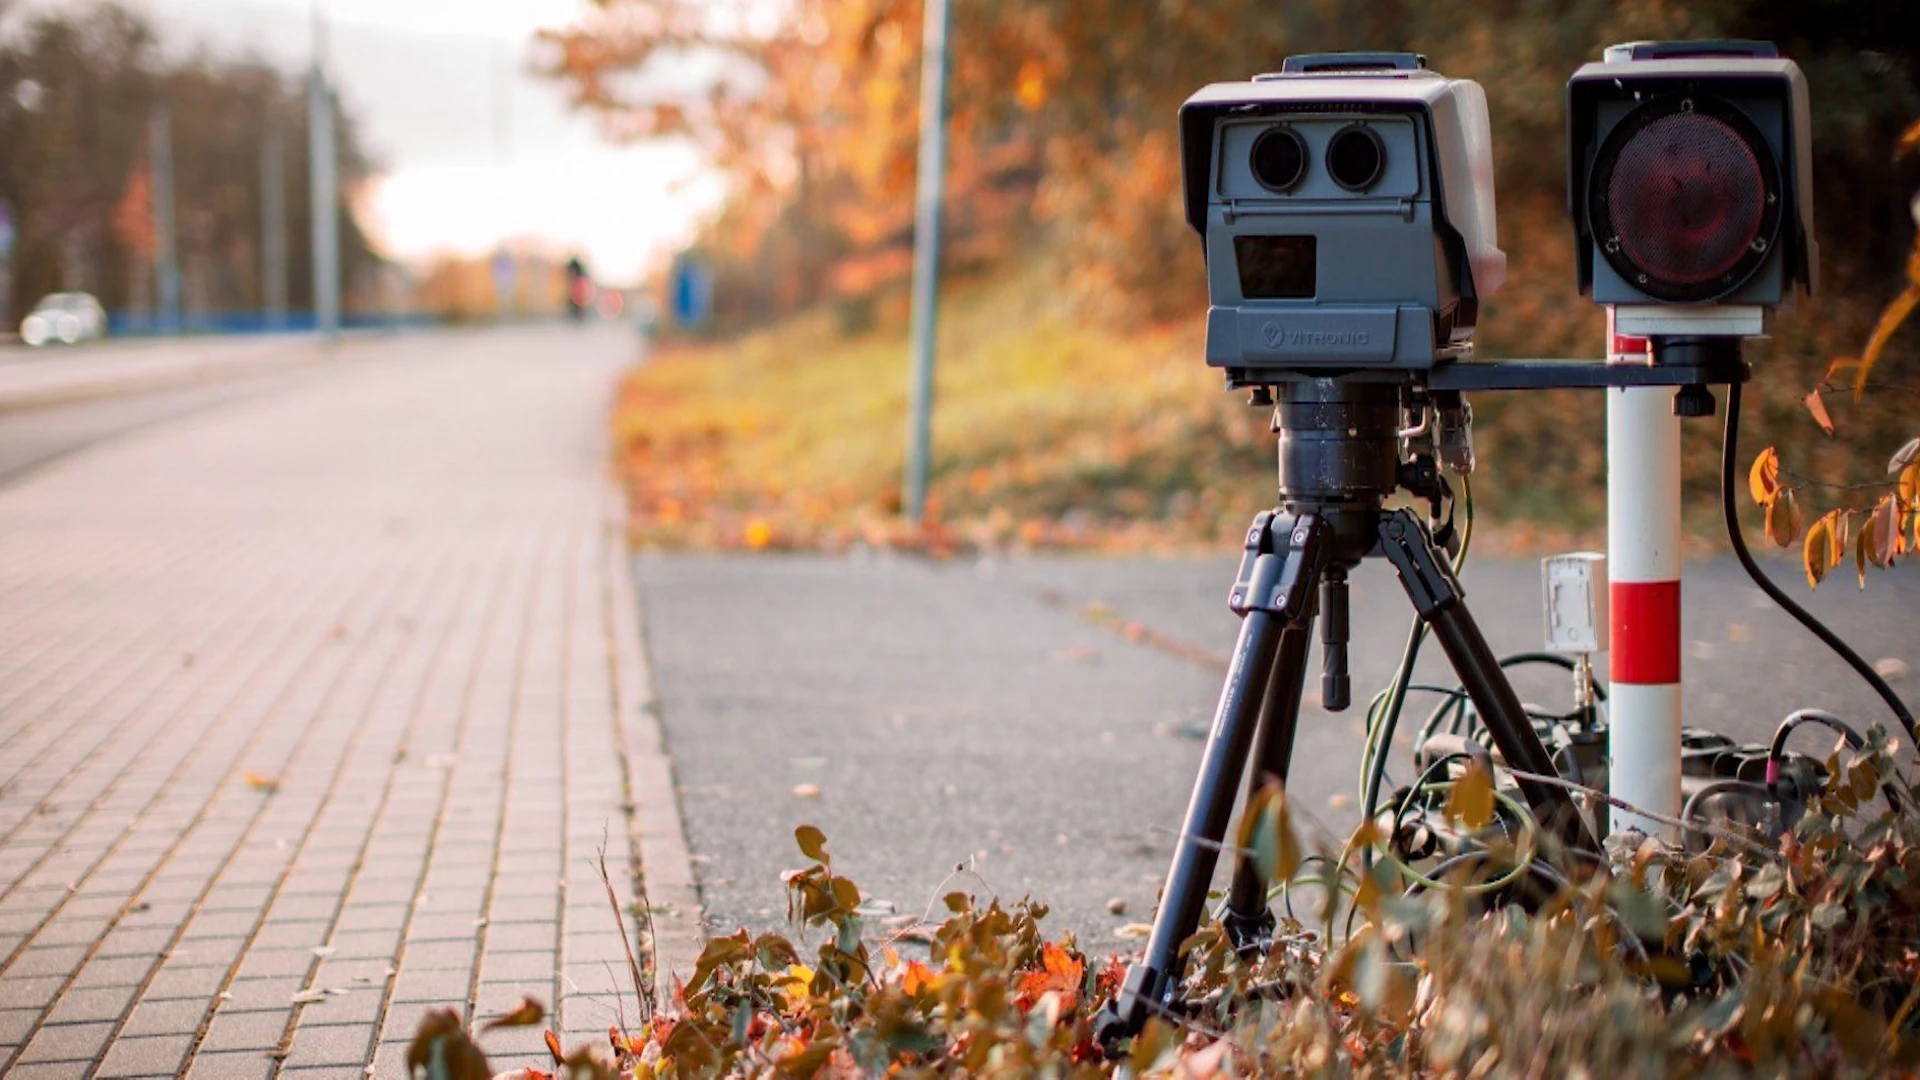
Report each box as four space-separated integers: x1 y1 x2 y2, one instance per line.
669 254 712 329
0 202 14 261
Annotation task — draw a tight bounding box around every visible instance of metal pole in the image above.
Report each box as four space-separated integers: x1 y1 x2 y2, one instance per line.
0 202 12 335
150 104 179 334
1605 309 1683 837
261 120 287 329
493 39 513 165
901 0 951 524
308 6 340 340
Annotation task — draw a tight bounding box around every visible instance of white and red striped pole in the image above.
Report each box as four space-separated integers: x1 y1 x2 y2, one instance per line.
1606 309 1683 837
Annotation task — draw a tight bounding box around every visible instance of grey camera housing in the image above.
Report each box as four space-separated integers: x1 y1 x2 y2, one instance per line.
1180 54 1506 375
1567 40 1816 324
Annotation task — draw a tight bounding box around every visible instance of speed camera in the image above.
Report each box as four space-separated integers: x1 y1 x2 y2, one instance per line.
1179 52 1505 375
1567 41 1816 338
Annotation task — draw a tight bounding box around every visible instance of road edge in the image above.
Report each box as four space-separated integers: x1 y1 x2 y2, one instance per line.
0 342 336 415
604 489 705 1007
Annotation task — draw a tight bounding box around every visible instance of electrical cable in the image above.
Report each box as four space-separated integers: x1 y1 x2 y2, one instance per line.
1266 854 1359 923
1412 652 1609 753
1329 381 1918 945
1680 779 1767 824
1765 707 1905 814
1358 478 1473 873
1388 751 1490 860
1768 707 1867 760
1722 381 1918 747
1367 782 1539 896
1360 620 1426 872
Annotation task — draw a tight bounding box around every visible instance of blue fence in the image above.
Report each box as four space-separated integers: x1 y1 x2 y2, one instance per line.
107 311 443 337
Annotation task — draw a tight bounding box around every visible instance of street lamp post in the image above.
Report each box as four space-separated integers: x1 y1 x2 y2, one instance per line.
901 0 951 525
308 3 340 341
0 80 45 336
150 104 181 334
262 121 287 329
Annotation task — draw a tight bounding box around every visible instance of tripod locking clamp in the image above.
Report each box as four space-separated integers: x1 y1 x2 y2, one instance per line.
1228 513 1330 620
1379 513 1465 618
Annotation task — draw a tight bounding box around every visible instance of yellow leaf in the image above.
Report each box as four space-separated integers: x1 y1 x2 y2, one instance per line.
1804 388 1834 436
743 519 773 550
1749 446 1781 506
244 773 279 792
1868 495 1902 569
1900 460 1920 510
1852 284 1920 400
1855 513 1871 589
1353 871 1382 913
901 960 935 996
1014 60 1048 112
1446 760 1495 830
1900 119 1920 158
1766 488 1800 548
1891 437 1920 475
1805 511 1840 589
1232 781 1299 887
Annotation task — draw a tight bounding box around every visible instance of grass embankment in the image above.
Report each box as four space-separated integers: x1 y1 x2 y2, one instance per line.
614 204 1902 555
617 269 1279 553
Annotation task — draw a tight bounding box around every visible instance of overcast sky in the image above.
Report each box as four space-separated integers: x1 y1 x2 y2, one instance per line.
28 0 723 282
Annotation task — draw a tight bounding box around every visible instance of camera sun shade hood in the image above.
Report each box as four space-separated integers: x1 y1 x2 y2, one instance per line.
1566 50 1817 298
1179 69 1507 298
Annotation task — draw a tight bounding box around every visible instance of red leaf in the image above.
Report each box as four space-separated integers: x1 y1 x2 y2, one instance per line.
481 997 546 1031
1013 942 1083 1011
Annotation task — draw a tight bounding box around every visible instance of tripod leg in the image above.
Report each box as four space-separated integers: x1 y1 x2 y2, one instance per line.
1097 552 1290 1042
1377 511 1601 854
1221 615 1313 949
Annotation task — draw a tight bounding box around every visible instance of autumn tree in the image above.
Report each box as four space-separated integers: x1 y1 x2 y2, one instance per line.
1747 123 1920 590
0 1 382 322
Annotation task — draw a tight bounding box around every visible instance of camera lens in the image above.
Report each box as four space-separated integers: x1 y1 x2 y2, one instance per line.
1250 127 1308 192
1327 125 1385 191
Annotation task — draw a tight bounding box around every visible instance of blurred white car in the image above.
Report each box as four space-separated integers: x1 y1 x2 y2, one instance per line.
20 292 107 347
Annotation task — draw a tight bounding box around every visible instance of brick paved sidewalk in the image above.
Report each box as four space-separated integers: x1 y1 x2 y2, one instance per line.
0 327 699 1078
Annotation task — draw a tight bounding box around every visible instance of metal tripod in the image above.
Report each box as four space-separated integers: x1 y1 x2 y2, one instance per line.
1094 380 1600 1043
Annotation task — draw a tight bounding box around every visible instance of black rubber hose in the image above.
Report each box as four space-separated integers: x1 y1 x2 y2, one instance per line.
1722 382 1918 748
1766 707 1905 814
1681 779 1769 825
1767 707 1866 762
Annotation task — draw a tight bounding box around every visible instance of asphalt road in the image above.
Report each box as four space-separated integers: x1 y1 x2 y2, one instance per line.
0 334 322 411
635 549 1918 952
0 375 306 486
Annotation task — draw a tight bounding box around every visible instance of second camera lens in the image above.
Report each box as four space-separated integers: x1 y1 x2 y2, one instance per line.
1327 125 1386 191
1250 127 1307 193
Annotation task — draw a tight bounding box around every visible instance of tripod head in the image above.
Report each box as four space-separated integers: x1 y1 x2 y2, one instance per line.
1270 380 1464 566
1258 377 1466 712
